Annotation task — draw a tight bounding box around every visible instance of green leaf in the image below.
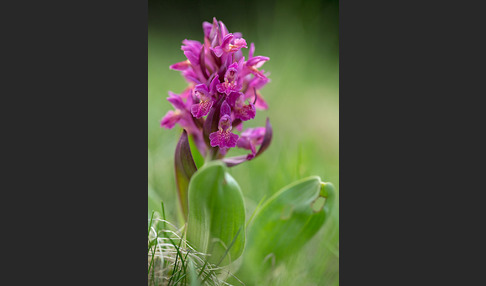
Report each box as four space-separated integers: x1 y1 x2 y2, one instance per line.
188 133 204 169
186 161 245 266
243 176 335 275
187 258 201 286
174 130 198 220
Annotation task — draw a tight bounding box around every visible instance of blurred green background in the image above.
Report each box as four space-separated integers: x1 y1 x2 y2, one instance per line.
148 0 338 284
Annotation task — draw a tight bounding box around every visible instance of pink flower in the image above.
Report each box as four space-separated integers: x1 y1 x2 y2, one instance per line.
212 34 248 57
237 127 266 158
163 17 272 162
209 101 239 150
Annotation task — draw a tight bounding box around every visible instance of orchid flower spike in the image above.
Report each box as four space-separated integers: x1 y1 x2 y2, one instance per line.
162 17 272 166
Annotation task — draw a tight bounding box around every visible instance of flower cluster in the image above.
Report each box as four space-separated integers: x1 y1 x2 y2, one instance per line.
161 18 272 165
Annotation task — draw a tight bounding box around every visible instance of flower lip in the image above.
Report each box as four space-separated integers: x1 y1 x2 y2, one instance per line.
209 129 239 149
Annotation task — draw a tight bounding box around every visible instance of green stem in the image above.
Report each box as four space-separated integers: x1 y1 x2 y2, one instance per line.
204 147 219 164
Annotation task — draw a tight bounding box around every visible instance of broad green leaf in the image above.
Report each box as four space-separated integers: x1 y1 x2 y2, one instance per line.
174 130 198 220
186 161 245 266
243 176 335 276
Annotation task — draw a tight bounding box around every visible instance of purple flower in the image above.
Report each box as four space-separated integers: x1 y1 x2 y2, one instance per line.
164 17 272 164
160 91 187 129
222 118 273 167
181 39 202 66
191 84 213 118
243 43 270 80
212 34 248 57
209 101 239 150
216 62 242 95
160 110 182 129
190 74 221 118
208 116 239 149
227 92 256 121
237 127 266 158
161 90 198 135
234 103 256 121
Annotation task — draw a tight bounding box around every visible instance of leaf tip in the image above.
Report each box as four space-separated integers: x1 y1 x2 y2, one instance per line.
320 182 335 198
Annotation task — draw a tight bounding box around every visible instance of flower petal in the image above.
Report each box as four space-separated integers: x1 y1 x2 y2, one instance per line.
193 84 210 100
246 56 269 68
167 91 186 110
249 42 255 59
191 100 213 118
231 38 248 52
220 100 232 117
202 21 212 38
170 60 191 71
212 46 223 57
255 117 272 157
227 92 242 107
208 74 220 94
160 110 182 129
234 103 256 121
